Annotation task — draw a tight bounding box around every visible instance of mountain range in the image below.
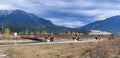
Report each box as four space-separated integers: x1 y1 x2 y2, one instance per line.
1 9 120 34
0 9 90 34
81 15 120 33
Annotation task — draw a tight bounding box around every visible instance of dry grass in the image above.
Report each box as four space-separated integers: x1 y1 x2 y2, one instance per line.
0 42 97 58
89 35 120 58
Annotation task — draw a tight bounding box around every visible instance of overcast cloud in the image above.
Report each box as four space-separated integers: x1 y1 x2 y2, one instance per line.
0 0 120 28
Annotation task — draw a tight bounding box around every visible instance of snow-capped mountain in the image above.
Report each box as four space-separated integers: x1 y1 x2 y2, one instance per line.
0 10 14 16
0 9 56 27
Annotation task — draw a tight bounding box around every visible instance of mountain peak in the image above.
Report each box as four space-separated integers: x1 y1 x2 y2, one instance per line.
0 9 32 16
12 9 26 13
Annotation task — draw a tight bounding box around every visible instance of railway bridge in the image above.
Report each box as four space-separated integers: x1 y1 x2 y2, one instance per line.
18 34 112 41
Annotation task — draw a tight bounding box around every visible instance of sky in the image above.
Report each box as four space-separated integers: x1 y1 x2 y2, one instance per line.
0 0 120 28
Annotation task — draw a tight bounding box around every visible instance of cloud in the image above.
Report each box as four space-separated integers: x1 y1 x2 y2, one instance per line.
46 18 85 28
0 0 120 27
0 5 15 10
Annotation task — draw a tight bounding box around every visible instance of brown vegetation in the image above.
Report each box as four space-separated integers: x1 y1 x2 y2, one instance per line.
85 35 120 58
0 43 97 58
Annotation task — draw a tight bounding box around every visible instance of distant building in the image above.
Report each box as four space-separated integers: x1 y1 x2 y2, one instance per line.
89 30 112 35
